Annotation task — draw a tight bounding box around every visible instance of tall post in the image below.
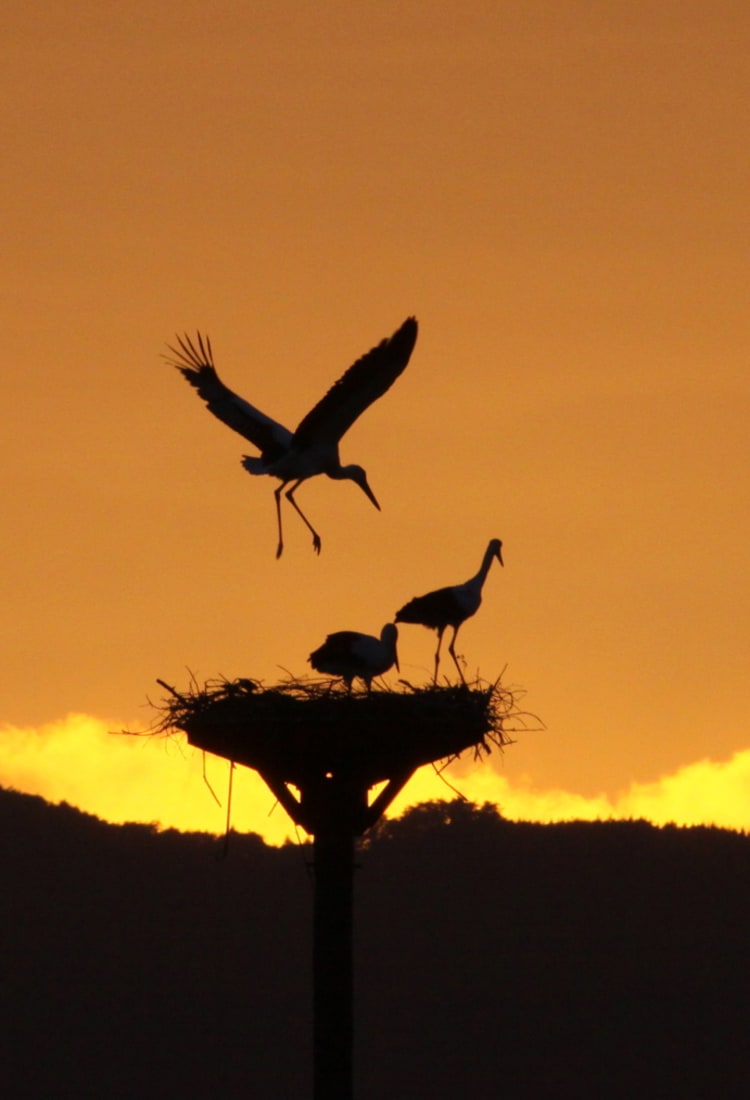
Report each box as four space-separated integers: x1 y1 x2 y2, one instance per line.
313 824 354 1100
305 774 366 1100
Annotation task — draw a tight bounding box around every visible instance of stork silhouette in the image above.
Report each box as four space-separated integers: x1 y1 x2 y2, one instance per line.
166 318 418 557
395 539 503 683
309 623 399 691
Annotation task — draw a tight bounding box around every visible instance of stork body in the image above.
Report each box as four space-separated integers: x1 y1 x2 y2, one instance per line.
166 318 418 557
309 623 399 691
395 539 503 683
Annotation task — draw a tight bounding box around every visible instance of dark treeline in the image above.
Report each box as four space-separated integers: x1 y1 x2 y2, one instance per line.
2 787 749 1098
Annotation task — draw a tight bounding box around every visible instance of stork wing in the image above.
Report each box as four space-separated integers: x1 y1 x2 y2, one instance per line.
165 333 293 457
292 316 418 446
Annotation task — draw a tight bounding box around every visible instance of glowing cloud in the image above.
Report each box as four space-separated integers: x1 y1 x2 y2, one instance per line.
1 714 749 842
0 714 295 846
391 752 750 833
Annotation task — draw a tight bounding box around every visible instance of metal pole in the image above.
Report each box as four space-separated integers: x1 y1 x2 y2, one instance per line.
313 824 354 1100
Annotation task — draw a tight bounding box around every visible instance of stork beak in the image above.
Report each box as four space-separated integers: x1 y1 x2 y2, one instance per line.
497 546 504 566
358 476 381 511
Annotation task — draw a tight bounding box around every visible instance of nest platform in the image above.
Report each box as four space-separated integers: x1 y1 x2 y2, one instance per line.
152 676 518 835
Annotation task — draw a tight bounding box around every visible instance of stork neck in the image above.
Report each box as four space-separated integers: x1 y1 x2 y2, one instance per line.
327 461 351 481
473 544 497 588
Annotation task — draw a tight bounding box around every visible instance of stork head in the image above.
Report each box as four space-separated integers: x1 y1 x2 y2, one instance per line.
339 464 380 511
491 538 504 567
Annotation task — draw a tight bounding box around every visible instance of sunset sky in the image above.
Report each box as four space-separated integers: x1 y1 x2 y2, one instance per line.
3 1 749 843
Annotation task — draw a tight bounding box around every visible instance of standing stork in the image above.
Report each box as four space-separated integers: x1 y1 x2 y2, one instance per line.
395 539 503 684
309 623 399 692
165 318 418 558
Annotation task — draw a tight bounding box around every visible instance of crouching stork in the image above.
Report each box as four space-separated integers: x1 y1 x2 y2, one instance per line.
309 623 399 691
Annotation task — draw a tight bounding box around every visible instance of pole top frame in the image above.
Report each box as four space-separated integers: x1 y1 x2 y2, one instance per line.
154 676 516 836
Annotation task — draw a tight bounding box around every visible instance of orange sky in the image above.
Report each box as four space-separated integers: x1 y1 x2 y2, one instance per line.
3 1 750 841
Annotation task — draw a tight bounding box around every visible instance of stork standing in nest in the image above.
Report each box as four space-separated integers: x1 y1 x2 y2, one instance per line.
309 623 399 692
395 538 503 684
165 317 418 558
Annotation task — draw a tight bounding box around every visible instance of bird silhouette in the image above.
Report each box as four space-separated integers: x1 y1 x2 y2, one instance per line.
166 318 418 557
395 538 503 684
309 623 399 691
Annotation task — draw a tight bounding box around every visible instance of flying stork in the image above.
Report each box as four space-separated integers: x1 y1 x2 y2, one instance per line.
309 623 399 692
395 538 503 684
165 317 418 558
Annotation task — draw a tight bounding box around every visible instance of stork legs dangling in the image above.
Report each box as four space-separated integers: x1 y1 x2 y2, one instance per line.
274 480 323 560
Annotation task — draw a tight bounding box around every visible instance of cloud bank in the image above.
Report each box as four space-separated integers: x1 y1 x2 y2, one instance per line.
2 713 749 843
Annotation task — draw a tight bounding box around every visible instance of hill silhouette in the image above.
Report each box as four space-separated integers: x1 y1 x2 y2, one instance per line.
2 786 749 1098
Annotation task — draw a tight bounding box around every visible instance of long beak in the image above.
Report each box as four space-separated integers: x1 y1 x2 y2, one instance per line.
359 477 381 511
497 547 504 567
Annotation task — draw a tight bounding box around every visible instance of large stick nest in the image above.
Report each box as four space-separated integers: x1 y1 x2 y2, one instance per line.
147 674 528 788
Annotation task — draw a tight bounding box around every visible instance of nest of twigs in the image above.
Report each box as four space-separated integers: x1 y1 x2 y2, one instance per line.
148 674 525 788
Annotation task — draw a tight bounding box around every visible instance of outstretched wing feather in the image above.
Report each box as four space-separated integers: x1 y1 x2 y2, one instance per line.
166 333 292 456
292 316 418 446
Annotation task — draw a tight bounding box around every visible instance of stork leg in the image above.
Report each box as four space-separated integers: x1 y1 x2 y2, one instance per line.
447 627 466 684
285 480 322 555
273 483 287 559
433 626 446 685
